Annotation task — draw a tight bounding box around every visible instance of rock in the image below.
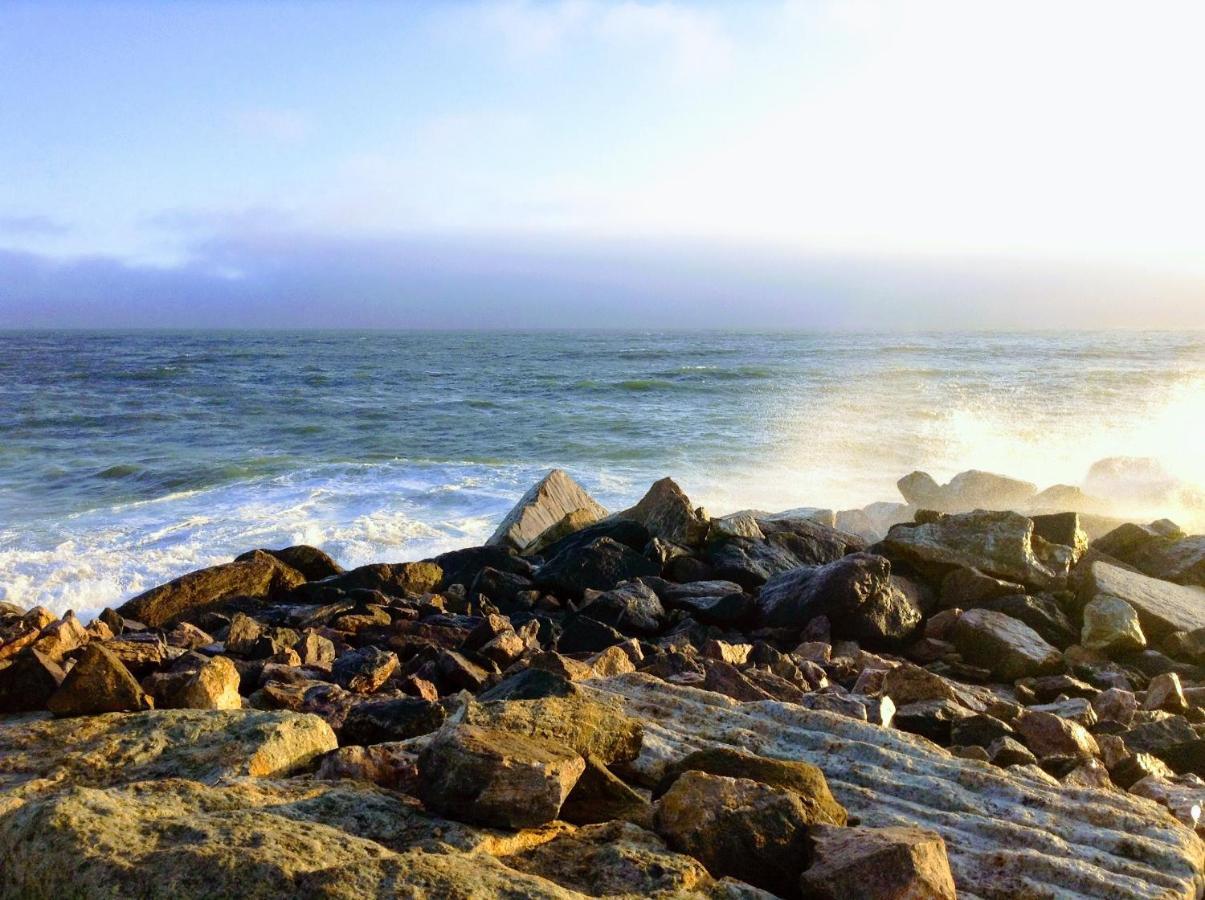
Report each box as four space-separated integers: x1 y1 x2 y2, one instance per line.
587 673 1204 898
1130 774 1205 833
1079 560 1205 638
117 550 306 627
462 694 643 766
1093 687 1138 725
536 536 660 598
314 561 443 597
706 537 805 590
944 469 1039 510
46 644 152 717
1084 456 1187 509
431 545 534 590
881 510 1072 590
317 742 418 791
295 631 336 669
1146 672 1189 713
799 824 957 900
654 770 817 896
1013 709 1099 760
1029 697 1097 728
950 713 1014 748
1082 594 1147 654
557 614 627 654
1030 511 1089 560
977 592 1077 648
756 553 922 644
237 544 343 581
488 468 608 553
330 646 398 694
1112 752 1177 789
897 471 943 507
559 754 653 827
939 566 1026 609
523 507 604 557
893 699 974 745
28 612 89 662
339 698 446 745
162 655 242 710
479 668 578 702
0 649 65 713
417 724 585 828
989 736 1038 767
615 477 710 547
1133 536 1205 587
0 708 336 792
579 580 666 635
950 608 1062 680
588 644 639 677
709 512 765 542
1063 758 1114 790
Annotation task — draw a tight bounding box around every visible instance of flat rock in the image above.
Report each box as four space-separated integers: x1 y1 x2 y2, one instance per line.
950 608 1063 680
585 673 1204 899
1080 560 1205 638
488 468 608 553
0 708 336 796
116 550 306 627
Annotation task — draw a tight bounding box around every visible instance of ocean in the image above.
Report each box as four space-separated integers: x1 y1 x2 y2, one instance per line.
1 329 1202 618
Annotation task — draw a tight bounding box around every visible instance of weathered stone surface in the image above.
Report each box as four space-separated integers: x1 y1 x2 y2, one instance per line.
117 550 305 627
559 754 653 828
615 477 710 548
1082 593 1147 654
339 697 446 745
655 770 816 896
1080 560 1205 638
316 560 443 597
488 468 608 553
537 536 660 598
756 554 922 644
580 580 666 635
939 566 1026 609
585 673 1204 899
1146 672 1189 713
799 824 957 900
1133 536 1205 587
316 742 418 791
417 723 585 828
706 537 804 590
0 709 336 794
1093 687 1138 725
330 646 398 694
881 510 1072 589
237 544 343 581
47 644 151 717
951 608 1062 680
462 694 643 766
27 612 88 662
1031 511 1089 561
977 592 1076 648
164 655 242 710
1130 774 1205 833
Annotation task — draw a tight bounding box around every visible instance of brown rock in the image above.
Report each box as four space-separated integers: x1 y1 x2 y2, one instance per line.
0 649 65 712
1145 672 1189 713
800 824 957 900
46 644 152 717
1013 709 1099 760
950 608 1062 680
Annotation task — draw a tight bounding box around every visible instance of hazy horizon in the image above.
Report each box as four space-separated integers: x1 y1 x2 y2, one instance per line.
3 0 1204 327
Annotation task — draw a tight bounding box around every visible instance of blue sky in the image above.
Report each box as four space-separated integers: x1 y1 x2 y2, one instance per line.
2 0 1204 327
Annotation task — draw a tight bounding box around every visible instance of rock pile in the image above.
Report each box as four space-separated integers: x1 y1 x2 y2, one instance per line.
1 468 1204 898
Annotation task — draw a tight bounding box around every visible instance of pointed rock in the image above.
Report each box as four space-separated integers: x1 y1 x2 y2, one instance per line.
47 644 151 717
488 468 607 553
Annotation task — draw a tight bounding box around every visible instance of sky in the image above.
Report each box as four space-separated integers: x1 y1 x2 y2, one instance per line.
2 0 1204 328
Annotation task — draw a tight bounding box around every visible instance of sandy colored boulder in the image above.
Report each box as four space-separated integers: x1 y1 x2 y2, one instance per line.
417 723 585 828
462 694 643 765
1013 709 1099 760
800 824 956 899
172 655 242 710
1081 594 1147 654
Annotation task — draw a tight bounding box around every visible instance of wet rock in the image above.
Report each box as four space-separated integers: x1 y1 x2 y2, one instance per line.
654 770 817 897
800 824 957 900
615 477 710 547
330 646 398 694
1082 594 1147 654
117 550 305 627
430 545 534 591
756 553 922 644
237 544 343 581
340 697 446 745
314 561 443 598
579 580 666 635
881 510 1072 590
0 649 65 713
417 723 585 828
46 644 152 717
536 536 660 598
951 608 1062 680
488 468 608 553
1079 560 1205 638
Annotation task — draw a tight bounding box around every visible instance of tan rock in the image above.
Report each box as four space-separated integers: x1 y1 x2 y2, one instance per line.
799 824 957 900
29 612 88 663
317 742 419 791
1081 594 1147 654
1012 709 1099 760
1145 672 1189 713
588 644 637 677
488 468 607 553
615 477 709 547
173 655 242 710
47 644 152 717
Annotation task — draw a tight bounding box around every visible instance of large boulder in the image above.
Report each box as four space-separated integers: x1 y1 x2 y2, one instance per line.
1079 560 1205 638
487 469 607 553
880 510 1073 590
46 644 151 717
897 469 1037 513
950 609 1062 680
1081 594 1147 654
799 824 957 900
1133 536 1205 587
614 477 710 547
654 770 818 896
579 580 666 635
236 545 343 581
0 650 64 713
755 554 922 644
585 673 1204 899
461 694 643 766
308 561 442 598
116 551 306 627
417 724 585 828
536 536 659 598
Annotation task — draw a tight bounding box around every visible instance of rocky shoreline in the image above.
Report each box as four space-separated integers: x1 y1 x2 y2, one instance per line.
2 468 1204 898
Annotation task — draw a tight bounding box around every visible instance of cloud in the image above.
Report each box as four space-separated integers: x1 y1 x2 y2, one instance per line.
0 214 71 237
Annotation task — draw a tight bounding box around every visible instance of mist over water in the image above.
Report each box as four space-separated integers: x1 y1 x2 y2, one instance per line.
1 329 1201 618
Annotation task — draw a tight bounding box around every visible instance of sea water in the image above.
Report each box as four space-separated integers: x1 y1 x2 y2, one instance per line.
1 329 1202 617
